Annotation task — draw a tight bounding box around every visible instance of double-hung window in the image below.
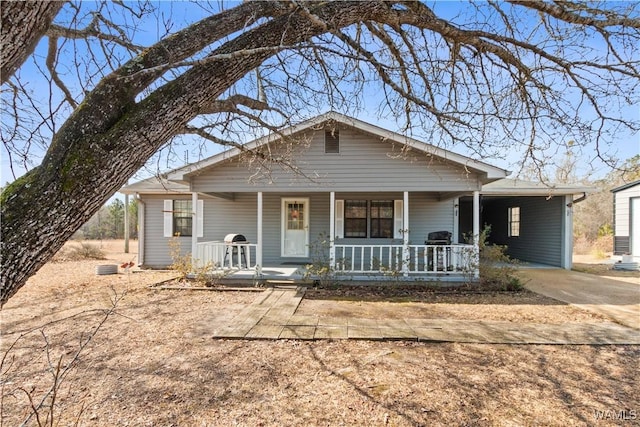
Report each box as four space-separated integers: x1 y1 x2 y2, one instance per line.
344 200 367 238
370 201 394 238
163 199 204 238
173 200 192 237
344 200 394 238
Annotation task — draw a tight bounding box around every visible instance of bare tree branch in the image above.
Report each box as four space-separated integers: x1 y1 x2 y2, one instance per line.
0 1 63 84
46 37 78 109
508 0 640 28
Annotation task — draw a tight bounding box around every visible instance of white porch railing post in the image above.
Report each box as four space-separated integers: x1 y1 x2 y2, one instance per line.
453 197 459 244
473 190 480 279
332 243 471 274
402 191 409 276
257 192 263 276
330 191 335 270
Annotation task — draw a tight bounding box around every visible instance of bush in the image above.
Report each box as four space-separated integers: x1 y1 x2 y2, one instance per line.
476 227 524 291
53 242 106 262
304 233 341 287
573 235 613 258
168 236 214 285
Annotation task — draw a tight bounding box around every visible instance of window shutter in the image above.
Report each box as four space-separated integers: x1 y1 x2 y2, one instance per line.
163 200 173 237
196 200 204 238
394 200 404 239
335 199 344 239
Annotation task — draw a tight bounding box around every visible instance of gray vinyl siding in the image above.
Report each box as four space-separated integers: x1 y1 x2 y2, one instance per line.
190 127 482 193
203 192 453 265
142 195 192 268
612 184 639 254
334 192 453 244
408 194 455 244
482 196 565 267
140 192 456 267
262 193 330 265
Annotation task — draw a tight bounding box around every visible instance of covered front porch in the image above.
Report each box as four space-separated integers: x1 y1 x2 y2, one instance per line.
189 190 482 281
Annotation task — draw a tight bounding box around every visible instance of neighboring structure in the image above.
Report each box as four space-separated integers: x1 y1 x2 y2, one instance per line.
121 112 590 280
611 180 640 270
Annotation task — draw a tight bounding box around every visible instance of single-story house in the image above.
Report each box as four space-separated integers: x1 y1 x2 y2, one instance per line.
121 112 590 281
611 180 640 268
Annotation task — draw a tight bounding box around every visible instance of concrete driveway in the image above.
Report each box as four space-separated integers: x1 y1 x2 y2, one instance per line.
519 269 640 329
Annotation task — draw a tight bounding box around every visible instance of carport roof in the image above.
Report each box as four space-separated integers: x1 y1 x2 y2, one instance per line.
482 179 592 196
120 176 189 195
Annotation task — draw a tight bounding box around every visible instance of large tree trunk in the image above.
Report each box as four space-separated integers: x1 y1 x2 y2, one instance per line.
1 1 62 84
0 1 405 305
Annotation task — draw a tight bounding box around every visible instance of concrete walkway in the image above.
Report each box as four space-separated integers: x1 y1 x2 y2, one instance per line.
519 269 640 329
212 286 640 344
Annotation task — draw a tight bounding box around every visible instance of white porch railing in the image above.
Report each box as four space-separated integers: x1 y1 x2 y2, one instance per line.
195 241 476 277
195 241 258 270
333 244 476 275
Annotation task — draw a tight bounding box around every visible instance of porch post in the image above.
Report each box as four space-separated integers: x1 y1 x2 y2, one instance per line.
403 191 409 276
562 195 573 270
257 192 263 276
124 192 130 253
136 194 145 266
473 190 480 279
191 191 198 268
452 197 459 244
329 191 335 269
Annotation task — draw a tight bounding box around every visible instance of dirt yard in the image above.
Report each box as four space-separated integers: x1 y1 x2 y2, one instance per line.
1 240 638 426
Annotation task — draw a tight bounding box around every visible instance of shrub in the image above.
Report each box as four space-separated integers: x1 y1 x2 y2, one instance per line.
476 227 524 291
168 236 192 281
168 236 214 285
304 233 340 287
53 242 106 262
574 234 613 258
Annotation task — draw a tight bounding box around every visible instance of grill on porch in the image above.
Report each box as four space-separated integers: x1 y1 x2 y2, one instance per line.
223 234 248 268
425 231 453 271
195 237 257 270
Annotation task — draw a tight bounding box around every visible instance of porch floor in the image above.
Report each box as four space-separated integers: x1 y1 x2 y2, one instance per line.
211 265 470 285
214 266 305 283
211 287 640 344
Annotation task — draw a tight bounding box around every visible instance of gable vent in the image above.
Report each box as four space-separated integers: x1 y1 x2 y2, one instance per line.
324 129 340 154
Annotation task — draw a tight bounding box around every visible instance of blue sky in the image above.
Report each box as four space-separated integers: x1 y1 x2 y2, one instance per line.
1 1 638 188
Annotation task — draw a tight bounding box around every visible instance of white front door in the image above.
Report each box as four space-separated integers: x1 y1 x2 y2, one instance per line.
632 198 640 258
282 198 309 257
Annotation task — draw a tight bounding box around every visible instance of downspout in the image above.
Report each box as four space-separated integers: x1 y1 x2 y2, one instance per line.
135 194 145 267
567 192 587 207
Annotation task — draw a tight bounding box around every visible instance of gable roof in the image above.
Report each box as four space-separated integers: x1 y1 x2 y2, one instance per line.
166 111 509 183
611 179 640 193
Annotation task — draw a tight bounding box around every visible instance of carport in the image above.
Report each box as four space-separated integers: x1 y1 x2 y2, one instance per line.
458 179 592 269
